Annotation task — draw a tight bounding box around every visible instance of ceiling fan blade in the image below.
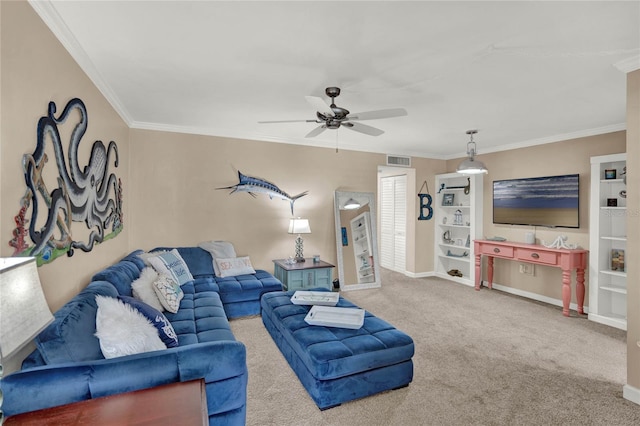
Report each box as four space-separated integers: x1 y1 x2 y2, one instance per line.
305 125 327 138
345 122 384 136
258 119 317 124
348 108 408 121
305 96 334 117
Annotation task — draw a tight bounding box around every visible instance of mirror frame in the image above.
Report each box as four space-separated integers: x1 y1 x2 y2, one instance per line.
334 191 382 291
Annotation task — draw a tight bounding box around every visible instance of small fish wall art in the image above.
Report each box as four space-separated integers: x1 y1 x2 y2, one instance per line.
218 171 308 215
9 98 123 265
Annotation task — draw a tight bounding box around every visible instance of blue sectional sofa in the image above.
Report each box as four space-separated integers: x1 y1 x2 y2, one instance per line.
1 247 282 425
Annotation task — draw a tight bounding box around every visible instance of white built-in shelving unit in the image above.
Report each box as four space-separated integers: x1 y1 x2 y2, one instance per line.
589 153 627 330
433 173 483 286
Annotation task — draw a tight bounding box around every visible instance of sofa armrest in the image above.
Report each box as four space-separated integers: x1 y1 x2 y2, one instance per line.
1 340 247 418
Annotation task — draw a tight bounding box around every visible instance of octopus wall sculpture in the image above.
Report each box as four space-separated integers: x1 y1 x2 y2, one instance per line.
9 98 123 265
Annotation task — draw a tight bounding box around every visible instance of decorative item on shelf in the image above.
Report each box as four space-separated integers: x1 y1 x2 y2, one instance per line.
313 255 320 263
465 235 471 248
447 269 463 277
442 216 448 225
288 218 311 262
611 249 625 272
442 193 455 206
0 257 54 378
453 209 463 225
542 235 578 250
622 166 627 184
456 130 488 175
447 250 469 258
417 180 433 221
604 169 617 179
443 230 453 244
607 198 618 207
620 190 627 198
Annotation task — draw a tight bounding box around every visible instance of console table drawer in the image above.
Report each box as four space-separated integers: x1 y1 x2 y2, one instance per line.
482 244 514 258
516 249 558 265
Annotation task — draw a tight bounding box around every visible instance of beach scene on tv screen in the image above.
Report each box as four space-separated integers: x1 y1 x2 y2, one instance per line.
493 174 579 228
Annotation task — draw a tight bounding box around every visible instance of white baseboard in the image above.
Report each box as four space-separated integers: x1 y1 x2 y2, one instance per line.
405 271 434 279
623 384 640 405
489 281 589 314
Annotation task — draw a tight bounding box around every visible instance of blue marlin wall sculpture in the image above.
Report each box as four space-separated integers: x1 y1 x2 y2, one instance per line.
218 171 308 215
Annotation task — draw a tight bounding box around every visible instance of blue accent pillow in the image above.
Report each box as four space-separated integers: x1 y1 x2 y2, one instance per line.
147 249 194 286
118 296 178 348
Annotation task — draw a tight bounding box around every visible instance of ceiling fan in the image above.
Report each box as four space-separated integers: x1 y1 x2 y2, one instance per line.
258 87 408 138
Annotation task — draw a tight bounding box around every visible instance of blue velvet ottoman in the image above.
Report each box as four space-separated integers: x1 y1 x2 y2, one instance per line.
261 290 414 409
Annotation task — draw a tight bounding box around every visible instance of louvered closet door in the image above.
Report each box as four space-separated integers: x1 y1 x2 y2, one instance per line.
380 174 407 273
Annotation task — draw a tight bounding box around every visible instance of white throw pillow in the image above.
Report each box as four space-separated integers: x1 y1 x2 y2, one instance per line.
94 295 166 359
215 256 256 278
152 274 184 313
147 249 194 286
131 267 164 312
198 241 237 276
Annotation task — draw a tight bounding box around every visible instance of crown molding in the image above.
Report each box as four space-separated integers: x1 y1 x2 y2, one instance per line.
28 0 133 126
444 123 627 160
614 55 640 73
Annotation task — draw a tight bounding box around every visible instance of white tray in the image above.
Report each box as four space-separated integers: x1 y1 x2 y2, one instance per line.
291 291 339 306
304 305 365 329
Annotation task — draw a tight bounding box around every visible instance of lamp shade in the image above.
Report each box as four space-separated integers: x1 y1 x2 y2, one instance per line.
288 218 311 234
0 257 53 360
456 158 488 174
343 198 361 210
456 129 488 175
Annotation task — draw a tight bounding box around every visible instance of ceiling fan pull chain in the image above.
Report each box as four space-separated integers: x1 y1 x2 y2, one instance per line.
336 128 339 153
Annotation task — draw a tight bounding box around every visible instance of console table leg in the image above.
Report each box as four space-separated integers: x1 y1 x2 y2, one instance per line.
475 254 482 290
576 268 585 315
562 269 571 317
487 257 494 290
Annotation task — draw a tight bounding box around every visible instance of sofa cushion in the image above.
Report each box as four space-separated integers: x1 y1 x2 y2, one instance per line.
35 281 118 365
95 295 166 359
119 296 179 348
216 270 283 304
164 281 235 346
91 262 141 297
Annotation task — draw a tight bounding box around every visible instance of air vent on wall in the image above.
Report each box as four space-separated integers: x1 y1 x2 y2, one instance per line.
386 155 411 167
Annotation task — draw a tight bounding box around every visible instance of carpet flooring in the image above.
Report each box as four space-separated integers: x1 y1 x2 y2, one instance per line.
230 269 640 425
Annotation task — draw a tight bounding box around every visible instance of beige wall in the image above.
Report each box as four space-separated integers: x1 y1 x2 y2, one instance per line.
128 129 388 272
446 132 626 306
626 69 640 394
0 1 131 313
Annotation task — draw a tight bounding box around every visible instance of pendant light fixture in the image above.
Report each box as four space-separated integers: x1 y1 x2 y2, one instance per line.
456 130 488 175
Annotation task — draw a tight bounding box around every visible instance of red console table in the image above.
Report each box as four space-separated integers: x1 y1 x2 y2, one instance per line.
473 239 588 316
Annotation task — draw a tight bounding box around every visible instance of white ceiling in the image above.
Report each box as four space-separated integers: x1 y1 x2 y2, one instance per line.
31 1 640 159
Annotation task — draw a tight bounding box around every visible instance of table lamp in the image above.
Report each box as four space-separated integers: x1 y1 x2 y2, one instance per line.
288 218 311 262
1 257 54 420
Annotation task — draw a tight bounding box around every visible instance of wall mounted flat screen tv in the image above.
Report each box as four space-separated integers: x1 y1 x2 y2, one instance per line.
493 174 580 228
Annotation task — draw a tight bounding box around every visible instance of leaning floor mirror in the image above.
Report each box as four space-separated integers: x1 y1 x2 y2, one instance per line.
333 191 381 291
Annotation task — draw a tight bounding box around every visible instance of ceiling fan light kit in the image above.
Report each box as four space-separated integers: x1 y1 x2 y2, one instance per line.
456 130 488 175
259 87 407 139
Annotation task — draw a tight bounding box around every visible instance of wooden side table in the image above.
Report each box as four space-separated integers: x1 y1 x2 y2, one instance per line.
273 259 335 291
4 379 208 425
